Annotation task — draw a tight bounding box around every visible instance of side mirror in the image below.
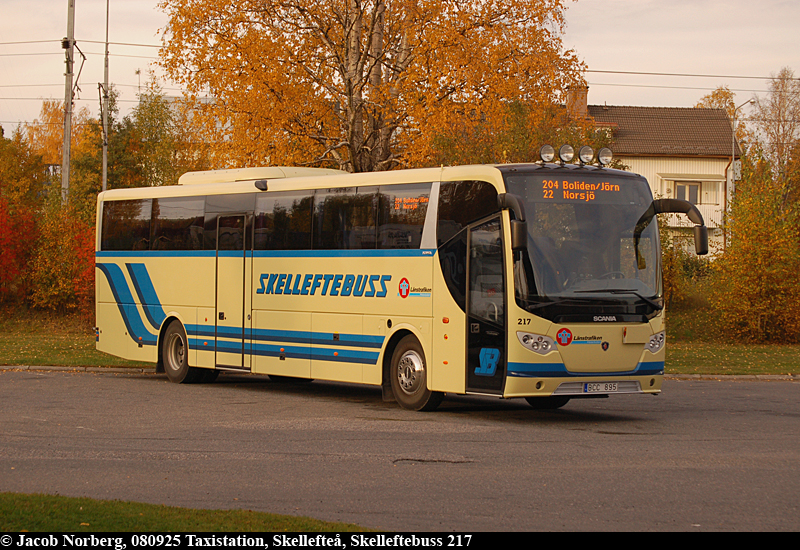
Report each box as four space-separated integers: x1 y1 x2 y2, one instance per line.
498 193 528 252
694 225 709 256
635 199 709 256
510 220 527 251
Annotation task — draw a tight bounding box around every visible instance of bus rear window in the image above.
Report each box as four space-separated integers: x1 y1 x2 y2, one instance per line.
101 199 152 251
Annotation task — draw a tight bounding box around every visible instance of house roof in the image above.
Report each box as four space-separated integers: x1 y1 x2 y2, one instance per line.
587 105 740 158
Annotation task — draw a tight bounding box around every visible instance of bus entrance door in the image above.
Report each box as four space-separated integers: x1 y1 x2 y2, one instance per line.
215 215 247 369
466 216 506 394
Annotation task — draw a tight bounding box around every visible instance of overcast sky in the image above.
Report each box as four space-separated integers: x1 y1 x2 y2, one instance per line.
2 0 799 137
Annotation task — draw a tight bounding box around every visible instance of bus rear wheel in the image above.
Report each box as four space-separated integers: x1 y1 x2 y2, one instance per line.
525 396 570 410
162 321 200 384
390 335 443 412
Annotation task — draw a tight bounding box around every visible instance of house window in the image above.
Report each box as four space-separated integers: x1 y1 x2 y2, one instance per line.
675 182 700 205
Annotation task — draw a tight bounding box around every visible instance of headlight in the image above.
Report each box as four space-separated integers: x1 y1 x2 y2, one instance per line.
540 144 555 163
559 144 574 163
518 332 557 355
579 145 594 165
598 147 613 166
646 331 665 354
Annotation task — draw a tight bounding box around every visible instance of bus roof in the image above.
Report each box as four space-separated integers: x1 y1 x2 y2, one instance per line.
97 163 641 203
177 166 345 185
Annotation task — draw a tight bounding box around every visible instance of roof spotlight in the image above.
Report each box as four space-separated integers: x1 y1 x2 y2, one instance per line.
559 144 574 163
579 146 594 165
540 144 555 163
597 147 614 166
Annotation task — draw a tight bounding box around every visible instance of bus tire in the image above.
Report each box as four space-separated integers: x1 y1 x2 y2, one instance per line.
390 335 443 412
525 396 570 410
162 321 199 384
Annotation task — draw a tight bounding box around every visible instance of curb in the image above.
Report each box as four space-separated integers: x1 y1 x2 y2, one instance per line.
1 365 157 374
666 374 799 381
2 365 798 381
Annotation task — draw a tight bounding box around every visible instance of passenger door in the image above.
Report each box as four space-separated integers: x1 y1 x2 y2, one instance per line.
466 216 506 393
216 215 247 368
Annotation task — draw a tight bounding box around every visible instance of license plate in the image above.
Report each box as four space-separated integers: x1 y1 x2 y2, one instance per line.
584 382 618 393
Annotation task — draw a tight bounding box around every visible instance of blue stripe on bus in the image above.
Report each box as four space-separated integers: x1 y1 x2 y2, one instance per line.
96 250 217 258
126 263 167 330
186 325 385 350
96 263 158 346
252 249 436 258
507 361 665 378
189 339 380 365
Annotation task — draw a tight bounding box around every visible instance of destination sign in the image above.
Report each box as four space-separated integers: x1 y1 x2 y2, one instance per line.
540 179 621 202
528 176 648 206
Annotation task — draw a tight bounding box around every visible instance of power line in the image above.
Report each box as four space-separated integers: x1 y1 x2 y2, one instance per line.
0 51 157 60
79 40 160 49
0 39 159 48
1 97 140 103
0 40 59 46
588 82 771 94
586 69 800 82
0 83 184 92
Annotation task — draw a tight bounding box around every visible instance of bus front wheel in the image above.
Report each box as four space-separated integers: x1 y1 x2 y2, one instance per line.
162 321 199 384
390 335 443 412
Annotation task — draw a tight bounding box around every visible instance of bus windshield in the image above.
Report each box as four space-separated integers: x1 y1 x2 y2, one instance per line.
503 169 662 318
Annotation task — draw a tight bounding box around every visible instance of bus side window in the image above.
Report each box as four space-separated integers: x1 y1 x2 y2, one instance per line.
377 183 431 249
439 227 468 312
437 181 499 248
101 199 152 251
313 187 377 250
151 197 205 251
254 192 313 250
204 193 256 250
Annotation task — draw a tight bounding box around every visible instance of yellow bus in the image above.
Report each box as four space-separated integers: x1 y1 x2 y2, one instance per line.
95 146 707 411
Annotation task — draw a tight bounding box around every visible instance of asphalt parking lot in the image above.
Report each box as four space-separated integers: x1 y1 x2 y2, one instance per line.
1 368 798 531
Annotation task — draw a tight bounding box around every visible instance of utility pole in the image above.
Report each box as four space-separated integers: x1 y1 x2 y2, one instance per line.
102 0 109 192
61 0 76 204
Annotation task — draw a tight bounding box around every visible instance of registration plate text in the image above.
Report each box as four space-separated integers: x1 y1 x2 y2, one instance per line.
584 382 618 393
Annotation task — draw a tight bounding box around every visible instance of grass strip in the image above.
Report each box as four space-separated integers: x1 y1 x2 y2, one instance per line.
666 342 800 376
0 492 368 532
0 310 150 369
2 309 799 376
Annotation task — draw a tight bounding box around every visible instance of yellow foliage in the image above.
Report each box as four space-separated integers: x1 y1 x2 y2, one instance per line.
710 150 800 342
158 0 584 171
23 100 93 169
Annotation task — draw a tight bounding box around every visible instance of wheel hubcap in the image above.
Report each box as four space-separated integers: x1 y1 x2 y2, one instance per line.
166 333 184 371
397 350 424 395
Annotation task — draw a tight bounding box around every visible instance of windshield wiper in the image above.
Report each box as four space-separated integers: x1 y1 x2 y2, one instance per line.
523 297 603 311
574 289 663 310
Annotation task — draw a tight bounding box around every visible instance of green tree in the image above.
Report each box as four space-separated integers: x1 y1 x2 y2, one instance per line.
133 75 180 186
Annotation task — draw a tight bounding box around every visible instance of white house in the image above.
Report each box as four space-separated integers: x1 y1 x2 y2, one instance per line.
569 88 739 254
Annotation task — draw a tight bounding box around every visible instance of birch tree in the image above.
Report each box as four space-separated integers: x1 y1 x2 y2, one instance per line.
158 0 583 172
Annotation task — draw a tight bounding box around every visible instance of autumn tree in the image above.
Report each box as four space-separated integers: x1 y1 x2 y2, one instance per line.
0 128 44 301
751 67 800 209
704 70 800 341
158 0 584 172
710 143 800 341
